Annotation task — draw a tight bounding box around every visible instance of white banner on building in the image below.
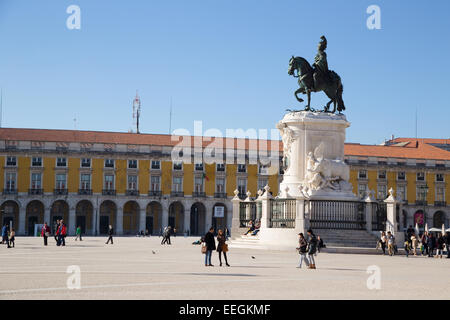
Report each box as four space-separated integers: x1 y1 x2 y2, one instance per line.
214 206 225 218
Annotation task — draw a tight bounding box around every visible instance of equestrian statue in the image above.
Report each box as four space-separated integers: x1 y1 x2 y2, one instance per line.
288 36 345 114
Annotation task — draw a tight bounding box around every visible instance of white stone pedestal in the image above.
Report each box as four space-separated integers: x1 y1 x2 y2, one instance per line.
277 111 357 201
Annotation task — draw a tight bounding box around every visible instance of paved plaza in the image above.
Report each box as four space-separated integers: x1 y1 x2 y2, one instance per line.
0 236 448 300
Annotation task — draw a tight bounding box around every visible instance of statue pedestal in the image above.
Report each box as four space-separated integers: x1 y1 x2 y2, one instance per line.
277 111 357 201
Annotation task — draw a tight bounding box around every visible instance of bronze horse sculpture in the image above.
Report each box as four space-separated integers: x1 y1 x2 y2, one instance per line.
288 36 345 114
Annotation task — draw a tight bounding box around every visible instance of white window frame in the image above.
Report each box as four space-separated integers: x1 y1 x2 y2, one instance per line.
56 157 67 168
378 170 386 180
358 170 367 179
104 174 115 190
216 163 225 172
216 177 226 193
172 176 183 192
237 177 247 195
237 164 247 173
194 176 204 193
31 157 42 167
194 163 204 172
150 175 161 191
55 173 67 190
104 159 115 168
6 156 17 167
31 172 42 190
80 173 91 190
151 160 161 170
173 161 183 171
81 158 91 168
436 173 444 182
5 172 16 190
397 171 406 181
128 160 138 169
127 175 138 190
416 172 425 181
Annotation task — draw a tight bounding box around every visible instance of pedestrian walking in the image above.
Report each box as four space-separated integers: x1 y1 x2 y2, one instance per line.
436 234 445 259
306 229 317 269
203 227 216 267
54 220 60 244
41 223 51 246
445 232 450 259
427 233 436 257
404 239 411 257
296 233 310 269
216 229 230 267
378 231 387 255
57 220 67 247
421 232 429 256
161 226 172 245
8 229 15 248
75 226 82 241
411 233 419 256
387 231 395 256
2 224 9 246
106 225 114 244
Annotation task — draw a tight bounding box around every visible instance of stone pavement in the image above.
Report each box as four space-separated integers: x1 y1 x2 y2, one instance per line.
0 236 448 300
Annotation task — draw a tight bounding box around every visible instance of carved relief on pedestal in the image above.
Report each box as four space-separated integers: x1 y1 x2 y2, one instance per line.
276 122 297 173
302 142 352 195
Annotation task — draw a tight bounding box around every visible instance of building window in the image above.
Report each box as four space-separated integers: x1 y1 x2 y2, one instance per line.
195 163 204 171
5 173 16 190
6 156 16 167
377 185 387 200
194 177 204 192
258 178 268 192
56 157 67 167
417 172 425 181
172 176 183 192
436 174 444 182
80 174 91 190
216 163 225 172
358 170 367 179
150 176 161 191
416 187 427 202
56 174 67 190
238 164 247 173
358 184 367 198
81 158 91 168
128 160 138 169
259 164 269 175
128 175 138 190
436 187 445 202
237 178 247 196
397 171 406 181
378 170 386 180
104 175 115 190
151 160 161 170
31 173 42 190
397 185 406 202
32 157 42 167
216 178 225 193
173 161 183 171
105 159 115 168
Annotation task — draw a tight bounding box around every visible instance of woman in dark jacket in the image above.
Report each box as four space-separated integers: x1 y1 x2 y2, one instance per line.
436 234 445 258
307 229 317 269
203 227 216 266
217 229 230 267
296 233 309 269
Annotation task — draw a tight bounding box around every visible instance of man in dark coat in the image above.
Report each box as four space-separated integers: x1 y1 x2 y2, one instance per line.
307 229 318 269
445 232 450 259
203 227 216 267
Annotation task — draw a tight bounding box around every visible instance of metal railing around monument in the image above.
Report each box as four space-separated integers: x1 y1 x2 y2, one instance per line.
309 200 366 230
269 199 296 228
372 202 387 231
239 202 257 228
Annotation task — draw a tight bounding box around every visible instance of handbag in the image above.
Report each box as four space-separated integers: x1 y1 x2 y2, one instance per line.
201 244 207 254
223 243 229 253
45 232 50 237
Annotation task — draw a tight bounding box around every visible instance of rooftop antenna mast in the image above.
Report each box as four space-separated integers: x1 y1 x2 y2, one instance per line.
169 96 173 134
133 91 141 134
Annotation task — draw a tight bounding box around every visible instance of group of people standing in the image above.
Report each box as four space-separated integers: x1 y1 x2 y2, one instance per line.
377 227 450 258
1 224 15 248
202 227 230 267
41 220 67 246
297 229 319 269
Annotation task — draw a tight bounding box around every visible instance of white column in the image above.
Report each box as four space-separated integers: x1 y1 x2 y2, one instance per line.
91 206 97 236
68 208 76 236
116 208 123 235
230 190 242 238
18 206 26 235
294 198 306 235
364 191 375 233
184 209 190 236
385 188 404 245
260 186 273 229
161 207 169 229
139 208 146 233
44 207 51 225
205 205 213 234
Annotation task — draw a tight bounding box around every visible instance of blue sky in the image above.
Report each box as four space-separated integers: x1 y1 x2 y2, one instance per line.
0 0 449 144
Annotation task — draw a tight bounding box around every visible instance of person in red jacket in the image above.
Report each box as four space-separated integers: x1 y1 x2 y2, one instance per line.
56 220 67 247
41 222 51 246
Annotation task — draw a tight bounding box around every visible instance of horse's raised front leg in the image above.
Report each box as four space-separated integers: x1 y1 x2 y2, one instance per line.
294 88 304 103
